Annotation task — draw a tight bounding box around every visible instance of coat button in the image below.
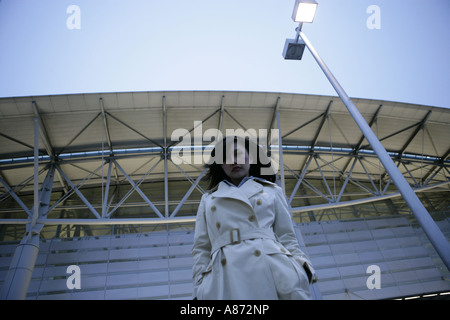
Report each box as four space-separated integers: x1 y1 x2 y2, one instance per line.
221 258 227 266
248 215 256 222
253 250 261 257
216 222 221 229
256 199 262 205
280 248 287 253
211 205 216 212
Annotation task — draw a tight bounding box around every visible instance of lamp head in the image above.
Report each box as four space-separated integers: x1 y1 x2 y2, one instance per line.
292 0 318 23
282 39 306 60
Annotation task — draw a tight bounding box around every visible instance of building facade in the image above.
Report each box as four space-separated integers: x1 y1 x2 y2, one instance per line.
0 91 449 299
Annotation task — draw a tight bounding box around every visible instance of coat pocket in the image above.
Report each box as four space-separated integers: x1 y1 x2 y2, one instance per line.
265 249 311 298
263 239 317 284
196 266 212 300
196 250 219 300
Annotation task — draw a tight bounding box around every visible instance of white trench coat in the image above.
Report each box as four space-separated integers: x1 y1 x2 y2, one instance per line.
192 178 317 300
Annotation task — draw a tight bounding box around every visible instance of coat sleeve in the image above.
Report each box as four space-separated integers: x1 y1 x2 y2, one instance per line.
191 193 212 297
272 186 318 284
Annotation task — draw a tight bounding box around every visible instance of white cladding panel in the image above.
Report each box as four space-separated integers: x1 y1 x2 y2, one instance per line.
0 216 449 300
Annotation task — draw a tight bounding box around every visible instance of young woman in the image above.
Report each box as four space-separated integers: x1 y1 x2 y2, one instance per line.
192 136 317 300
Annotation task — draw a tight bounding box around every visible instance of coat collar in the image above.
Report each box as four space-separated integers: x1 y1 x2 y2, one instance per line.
211 178 267 209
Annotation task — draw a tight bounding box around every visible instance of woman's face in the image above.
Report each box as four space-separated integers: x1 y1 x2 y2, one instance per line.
221 142 251 186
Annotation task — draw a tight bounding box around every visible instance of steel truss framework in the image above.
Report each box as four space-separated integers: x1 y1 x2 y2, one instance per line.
0 91 449 239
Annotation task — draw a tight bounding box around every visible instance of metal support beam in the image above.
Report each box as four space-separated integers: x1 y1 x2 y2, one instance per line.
162 96 169 217
223 109 250 133
32 102 53 161
32 101 68 192
267 97 280 145
288 154 313 204
112 158 164 219
422 146 450 182
402 162 419 187
359 121 422 151
292 180 450 214
218 95 225 135
313 155 334 202
297 101 332 175
342 104 383 173
423 166 443 187
1 177 448 227
398 110 432 156
282 110 325 140
102 159 113 218
170 167 207 218
336 157 357 202
0 176 32 218
57 112 102 156
55 164 102 219
105 158 161 218
100 98 114 155
0 132 34 151
0 235 39 299
100 98 120 185
33 165 56 226
105 111 162 148
441 147 450 162
0 119 54 299
299 29 450 270
275 101 286 194
310 101 332 150
168 108 221 148
358 157 380 195
171 161 206 195
1 217 198 226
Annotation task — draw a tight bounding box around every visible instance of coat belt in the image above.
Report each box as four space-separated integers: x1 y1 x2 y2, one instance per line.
211 228 277 254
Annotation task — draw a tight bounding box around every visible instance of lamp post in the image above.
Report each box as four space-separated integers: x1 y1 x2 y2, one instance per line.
284 0 450 270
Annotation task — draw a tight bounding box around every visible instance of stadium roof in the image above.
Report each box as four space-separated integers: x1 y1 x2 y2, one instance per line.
2 91 449 301
0 91 449 225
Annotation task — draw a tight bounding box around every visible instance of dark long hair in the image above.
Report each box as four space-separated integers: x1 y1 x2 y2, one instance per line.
204 136 276 190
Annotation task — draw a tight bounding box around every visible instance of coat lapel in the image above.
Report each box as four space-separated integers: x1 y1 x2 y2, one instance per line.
213 182 251 208
212 179 263 209
240 179 263 199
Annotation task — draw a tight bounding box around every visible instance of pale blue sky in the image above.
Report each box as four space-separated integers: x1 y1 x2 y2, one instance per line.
0 0 449 108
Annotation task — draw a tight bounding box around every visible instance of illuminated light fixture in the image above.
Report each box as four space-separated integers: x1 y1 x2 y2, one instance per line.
292 0 318 23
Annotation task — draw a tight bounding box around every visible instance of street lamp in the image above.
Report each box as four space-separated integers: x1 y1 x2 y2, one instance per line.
283 1 450 270
292 0 318 23
283 0 318 60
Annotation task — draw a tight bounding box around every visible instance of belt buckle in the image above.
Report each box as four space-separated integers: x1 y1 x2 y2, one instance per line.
230 228 241 245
